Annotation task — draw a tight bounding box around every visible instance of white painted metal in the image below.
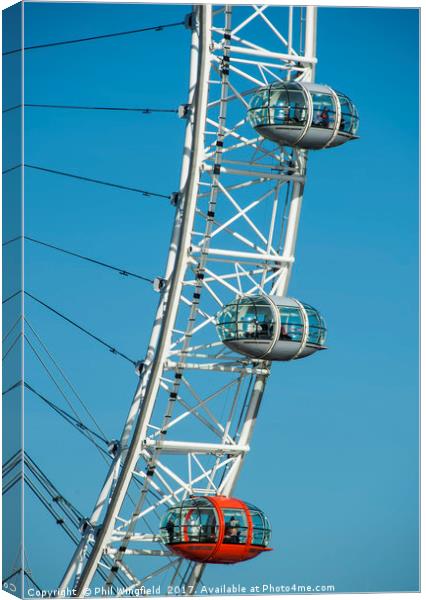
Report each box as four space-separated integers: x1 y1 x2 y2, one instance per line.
143 440 249 455
60 5 318 597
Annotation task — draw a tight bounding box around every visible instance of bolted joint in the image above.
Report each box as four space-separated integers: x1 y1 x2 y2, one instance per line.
146 465 156 477
287 160 297 175
134 360 145 377
170 191 182 207
184 12 195 30
220 56 230 76
108 439 121 457
153 277 167 293
178 104 191 119
213 450 225 458
79 518 93 535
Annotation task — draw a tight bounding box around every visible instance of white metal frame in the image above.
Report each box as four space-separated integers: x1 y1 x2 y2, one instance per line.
60 5 318 596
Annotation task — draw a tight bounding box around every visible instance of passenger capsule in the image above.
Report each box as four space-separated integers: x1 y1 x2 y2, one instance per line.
216 295 326 361
160 496 272 564
247 81 359 149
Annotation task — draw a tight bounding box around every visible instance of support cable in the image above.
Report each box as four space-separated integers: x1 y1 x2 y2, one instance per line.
2 569 21 585
2 381 22 396
2 165 21 175
3 20 185 56
2 450 21 474
25 572 43 594
1 552 44 593
25 456 83 527
25 476 81 544
2 568 27 591
24 334 111 464
22 382 161 506
2 452 128 591
3 473 21 495
2 104 21 113
25 291 137 365
4 104 178 114
25 164 170 199
31 456 127 590
24 236 154 283
216 374 254 490
23 326 161 510
24 570 43 594
2 289 22 304
2 332 22 360
2 235 21 247
25 318 108 440
233 374 254 439
24 382 110 453
3 315 22 342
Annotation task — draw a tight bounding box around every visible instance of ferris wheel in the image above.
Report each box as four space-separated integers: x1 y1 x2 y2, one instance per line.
2 4 359 597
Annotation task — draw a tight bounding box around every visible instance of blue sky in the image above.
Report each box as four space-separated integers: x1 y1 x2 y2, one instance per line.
2 3 419 595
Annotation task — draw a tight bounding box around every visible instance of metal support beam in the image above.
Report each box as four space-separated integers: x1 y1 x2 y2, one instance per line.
143 440 249 455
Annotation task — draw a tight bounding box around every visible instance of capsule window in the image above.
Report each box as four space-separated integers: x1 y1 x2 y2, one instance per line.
217 303 239 341
248 84 309 129
305 307 323 345
245 502 271 547
160 508 182 544
199 509 219 543
217 296 275 342
311 93 336 130
237 300 260 339
262 513 272 546
350 103 360 135
287 88 308 126
337 94 353 134
337 92 359 136
247 88 270 128
303 303 327 345
179 506 219 543
222 509 248 545
279 306 303 342
269 87 288 125
237 299 273 340
181 507 200 542
285 82 309 121
250 510 271 546
250 511 266 545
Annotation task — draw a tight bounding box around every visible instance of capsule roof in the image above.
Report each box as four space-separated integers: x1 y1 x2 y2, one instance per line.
247 81 359 150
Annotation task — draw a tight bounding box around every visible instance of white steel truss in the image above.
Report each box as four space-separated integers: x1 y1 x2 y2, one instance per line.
59 5 318 596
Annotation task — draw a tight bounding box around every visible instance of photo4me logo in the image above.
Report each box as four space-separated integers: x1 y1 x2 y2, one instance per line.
198 583 336 594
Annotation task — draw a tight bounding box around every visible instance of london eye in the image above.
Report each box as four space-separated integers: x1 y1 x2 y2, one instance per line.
3 3 418 598
58 5 356 594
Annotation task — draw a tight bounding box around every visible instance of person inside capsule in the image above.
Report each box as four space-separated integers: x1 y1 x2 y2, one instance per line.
226 515 241 544
187 513 201 541
237 298 273 340
223 510 247 544
165 518 175 543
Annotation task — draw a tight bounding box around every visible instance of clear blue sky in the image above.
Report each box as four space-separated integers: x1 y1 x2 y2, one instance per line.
3 3 419 595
